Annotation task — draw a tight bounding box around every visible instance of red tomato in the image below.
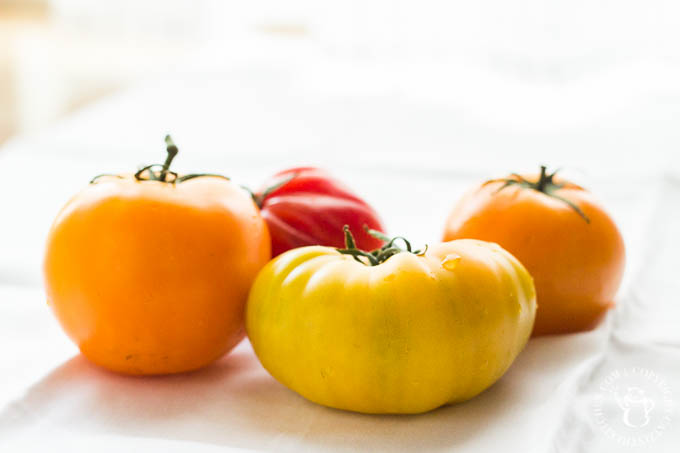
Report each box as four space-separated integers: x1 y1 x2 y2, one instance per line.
255 167 386 256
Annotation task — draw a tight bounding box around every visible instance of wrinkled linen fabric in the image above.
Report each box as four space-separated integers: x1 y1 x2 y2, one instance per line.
1 60 679 452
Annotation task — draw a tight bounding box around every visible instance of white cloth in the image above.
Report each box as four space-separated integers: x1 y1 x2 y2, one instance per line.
1 56 679 452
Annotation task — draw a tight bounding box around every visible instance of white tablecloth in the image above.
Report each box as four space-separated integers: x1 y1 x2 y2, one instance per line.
1 56 679 452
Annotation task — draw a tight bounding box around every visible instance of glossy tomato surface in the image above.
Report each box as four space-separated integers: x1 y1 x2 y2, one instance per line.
443 170 625 336
247 240 536 414
44 174 271 375
256 167 386 256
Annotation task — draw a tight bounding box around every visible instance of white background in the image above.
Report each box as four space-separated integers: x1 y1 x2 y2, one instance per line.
1 1 680 451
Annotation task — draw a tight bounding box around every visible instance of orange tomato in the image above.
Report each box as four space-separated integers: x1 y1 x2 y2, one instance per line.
44 136 270 374
443 166 625 336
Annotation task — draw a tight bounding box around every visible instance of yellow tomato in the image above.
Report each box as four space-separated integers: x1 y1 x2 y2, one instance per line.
246 232 536 414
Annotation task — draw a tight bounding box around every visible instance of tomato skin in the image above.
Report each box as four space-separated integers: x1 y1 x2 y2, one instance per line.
443 175 625 336
257 167 385 256
44 175 270 375
246 240 536 414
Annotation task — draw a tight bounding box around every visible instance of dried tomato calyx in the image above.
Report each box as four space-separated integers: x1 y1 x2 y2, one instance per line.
90 135 231 185
493 165 590 223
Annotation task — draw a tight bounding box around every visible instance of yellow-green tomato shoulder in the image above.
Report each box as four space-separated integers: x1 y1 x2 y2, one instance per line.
246 240 536 414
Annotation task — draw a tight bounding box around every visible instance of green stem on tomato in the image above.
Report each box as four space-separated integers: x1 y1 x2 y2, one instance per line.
252 173 298 208
90 135 231 185
491 165 590 223
337 225 427 266
158 135 179 182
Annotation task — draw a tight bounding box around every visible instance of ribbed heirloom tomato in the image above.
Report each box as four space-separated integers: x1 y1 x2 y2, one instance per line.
44 137 270 375
443 166 625 336
247 227 536 414
255 167 385 256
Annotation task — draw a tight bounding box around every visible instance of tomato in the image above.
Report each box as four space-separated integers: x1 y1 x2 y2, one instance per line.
246 227 536 414
255 167 385 257
443 166 625 336
44 136 271 375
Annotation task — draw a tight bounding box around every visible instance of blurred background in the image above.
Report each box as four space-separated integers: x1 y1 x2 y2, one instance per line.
2 0 680 156
2 5 680 452
1 0 679 284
